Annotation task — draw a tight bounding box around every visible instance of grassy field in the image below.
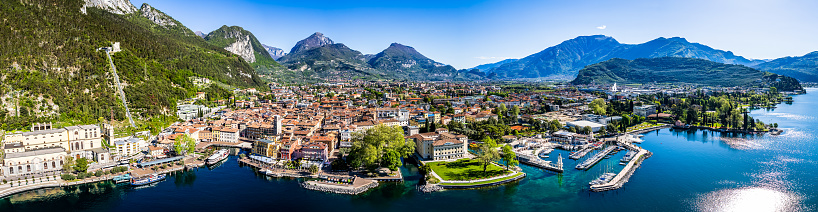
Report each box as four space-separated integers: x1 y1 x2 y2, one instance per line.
439 172 524 186
427 159 509 181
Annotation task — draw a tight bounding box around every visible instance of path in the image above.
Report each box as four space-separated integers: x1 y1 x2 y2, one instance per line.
104 49 135 128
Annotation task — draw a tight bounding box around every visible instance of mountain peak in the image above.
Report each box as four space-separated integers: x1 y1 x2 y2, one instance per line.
290 32 335 55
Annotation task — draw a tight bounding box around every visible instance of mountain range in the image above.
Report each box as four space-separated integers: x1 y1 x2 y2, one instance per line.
484 35 769 80
277 33 480 81
754 51 818 82
571 57 802 91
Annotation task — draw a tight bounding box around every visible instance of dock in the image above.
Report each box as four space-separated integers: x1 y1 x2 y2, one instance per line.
590 149 652 192
575 146 617 170
569 147 594 160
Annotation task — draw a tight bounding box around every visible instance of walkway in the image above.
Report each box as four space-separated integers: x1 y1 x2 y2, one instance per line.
590 149 651 192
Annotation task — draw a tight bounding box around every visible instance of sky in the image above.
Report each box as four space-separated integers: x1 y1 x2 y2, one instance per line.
131 0 818 69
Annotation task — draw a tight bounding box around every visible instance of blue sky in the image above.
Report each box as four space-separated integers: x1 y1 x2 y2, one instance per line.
132 0 818 69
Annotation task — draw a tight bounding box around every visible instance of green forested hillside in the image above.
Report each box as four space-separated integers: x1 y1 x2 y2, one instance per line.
571 57 802 91
0 0 263 130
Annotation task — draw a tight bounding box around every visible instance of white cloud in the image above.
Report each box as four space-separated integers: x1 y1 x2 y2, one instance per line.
597 25 607 30
475 56 513 60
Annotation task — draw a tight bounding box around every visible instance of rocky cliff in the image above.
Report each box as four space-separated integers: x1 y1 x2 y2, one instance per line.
262 44 286 60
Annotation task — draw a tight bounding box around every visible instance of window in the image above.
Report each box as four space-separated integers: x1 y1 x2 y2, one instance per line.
44 163 48 169
26 165 30 172
52 161 56 168
9 168 13 174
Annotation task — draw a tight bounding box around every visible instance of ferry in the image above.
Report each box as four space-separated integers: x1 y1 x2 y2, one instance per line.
589 173 616 186
130 174 166 186
206 149 229 165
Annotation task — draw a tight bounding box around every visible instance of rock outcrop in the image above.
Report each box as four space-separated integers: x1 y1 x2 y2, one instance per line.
82 0 137 15
139 4 177 26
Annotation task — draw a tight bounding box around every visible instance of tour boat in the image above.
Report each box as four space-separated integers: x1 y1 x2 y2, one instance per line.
130 174 166 186
207 149 229 165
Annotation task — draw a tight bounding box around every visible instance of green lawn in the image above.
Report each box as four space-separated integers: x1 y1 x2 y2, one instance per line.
439 172 524 186
427 159 510 181
627 122 663 132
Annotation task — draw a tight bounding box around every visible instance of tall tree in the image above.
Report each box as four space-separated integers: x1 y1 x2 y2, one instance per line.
500 144 518 170
475 143 500 173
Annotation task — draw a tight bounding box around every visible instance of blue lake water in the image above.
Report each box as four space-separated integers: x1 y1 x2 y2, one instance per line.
2 88 817 212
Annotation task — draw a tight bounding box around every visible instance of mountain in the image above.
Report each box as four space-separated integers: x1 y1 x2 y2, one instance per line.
488 35 766 79
571 57 802 91
0 0 264 129
289 32 335 55
755 51 818 82
194 31 207 38
471 59 518 72
262 44 286 60
367 43 466 80
278 39 381 80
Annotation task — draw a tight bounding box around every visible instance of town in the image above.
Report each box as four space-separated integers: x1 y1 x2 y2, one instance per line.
0 79 794 196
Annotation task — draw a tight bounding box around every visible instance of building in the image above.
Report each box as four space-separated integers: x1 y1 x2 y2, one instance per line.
148 146 166 158
253 138 280 158
279 139 301 160
216 128 240 143
550 131 588 145
1 147 66 179
566 120 606 132
3 123 105 161
633 105 657 117
298 142 328 162
113 137 143 157
408 129 468 161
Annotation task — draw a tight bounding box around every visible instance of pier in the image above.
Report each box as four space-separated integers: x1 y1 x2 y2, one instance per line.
575 146 617 170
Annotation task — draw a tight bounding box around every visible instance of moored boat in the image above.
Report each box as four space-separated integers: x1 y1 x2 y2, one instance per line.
130 174 166 186
207 149 229 165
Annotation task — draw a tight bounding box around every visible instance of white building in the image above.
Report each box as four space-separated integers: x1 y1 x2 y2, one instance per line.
1 148 67 179
113 137 144 157
633 105 657 117
566 120 606 132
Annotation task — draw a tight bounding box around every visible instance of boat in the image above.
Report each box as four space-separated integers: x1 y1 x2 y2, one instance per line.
589 173 616 186
130 174 166 186
206 149 229 165
620 150 636 162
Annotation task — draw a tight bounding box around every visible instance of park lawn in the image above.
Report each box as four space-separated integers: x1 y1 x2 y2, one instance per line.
439 172 524 186
627 122 663 132
427 159 510 181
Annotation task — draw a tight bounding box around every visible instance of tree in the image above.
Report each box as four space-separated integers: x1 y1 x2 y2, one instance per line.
511 105 520 123
383 149 402 171
475 143 500 173
309 164 319 174
74 158 89 173
348 124 412 172
63 157 75 173
589 98 608 115
170 134 196 156
500 144 518 170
